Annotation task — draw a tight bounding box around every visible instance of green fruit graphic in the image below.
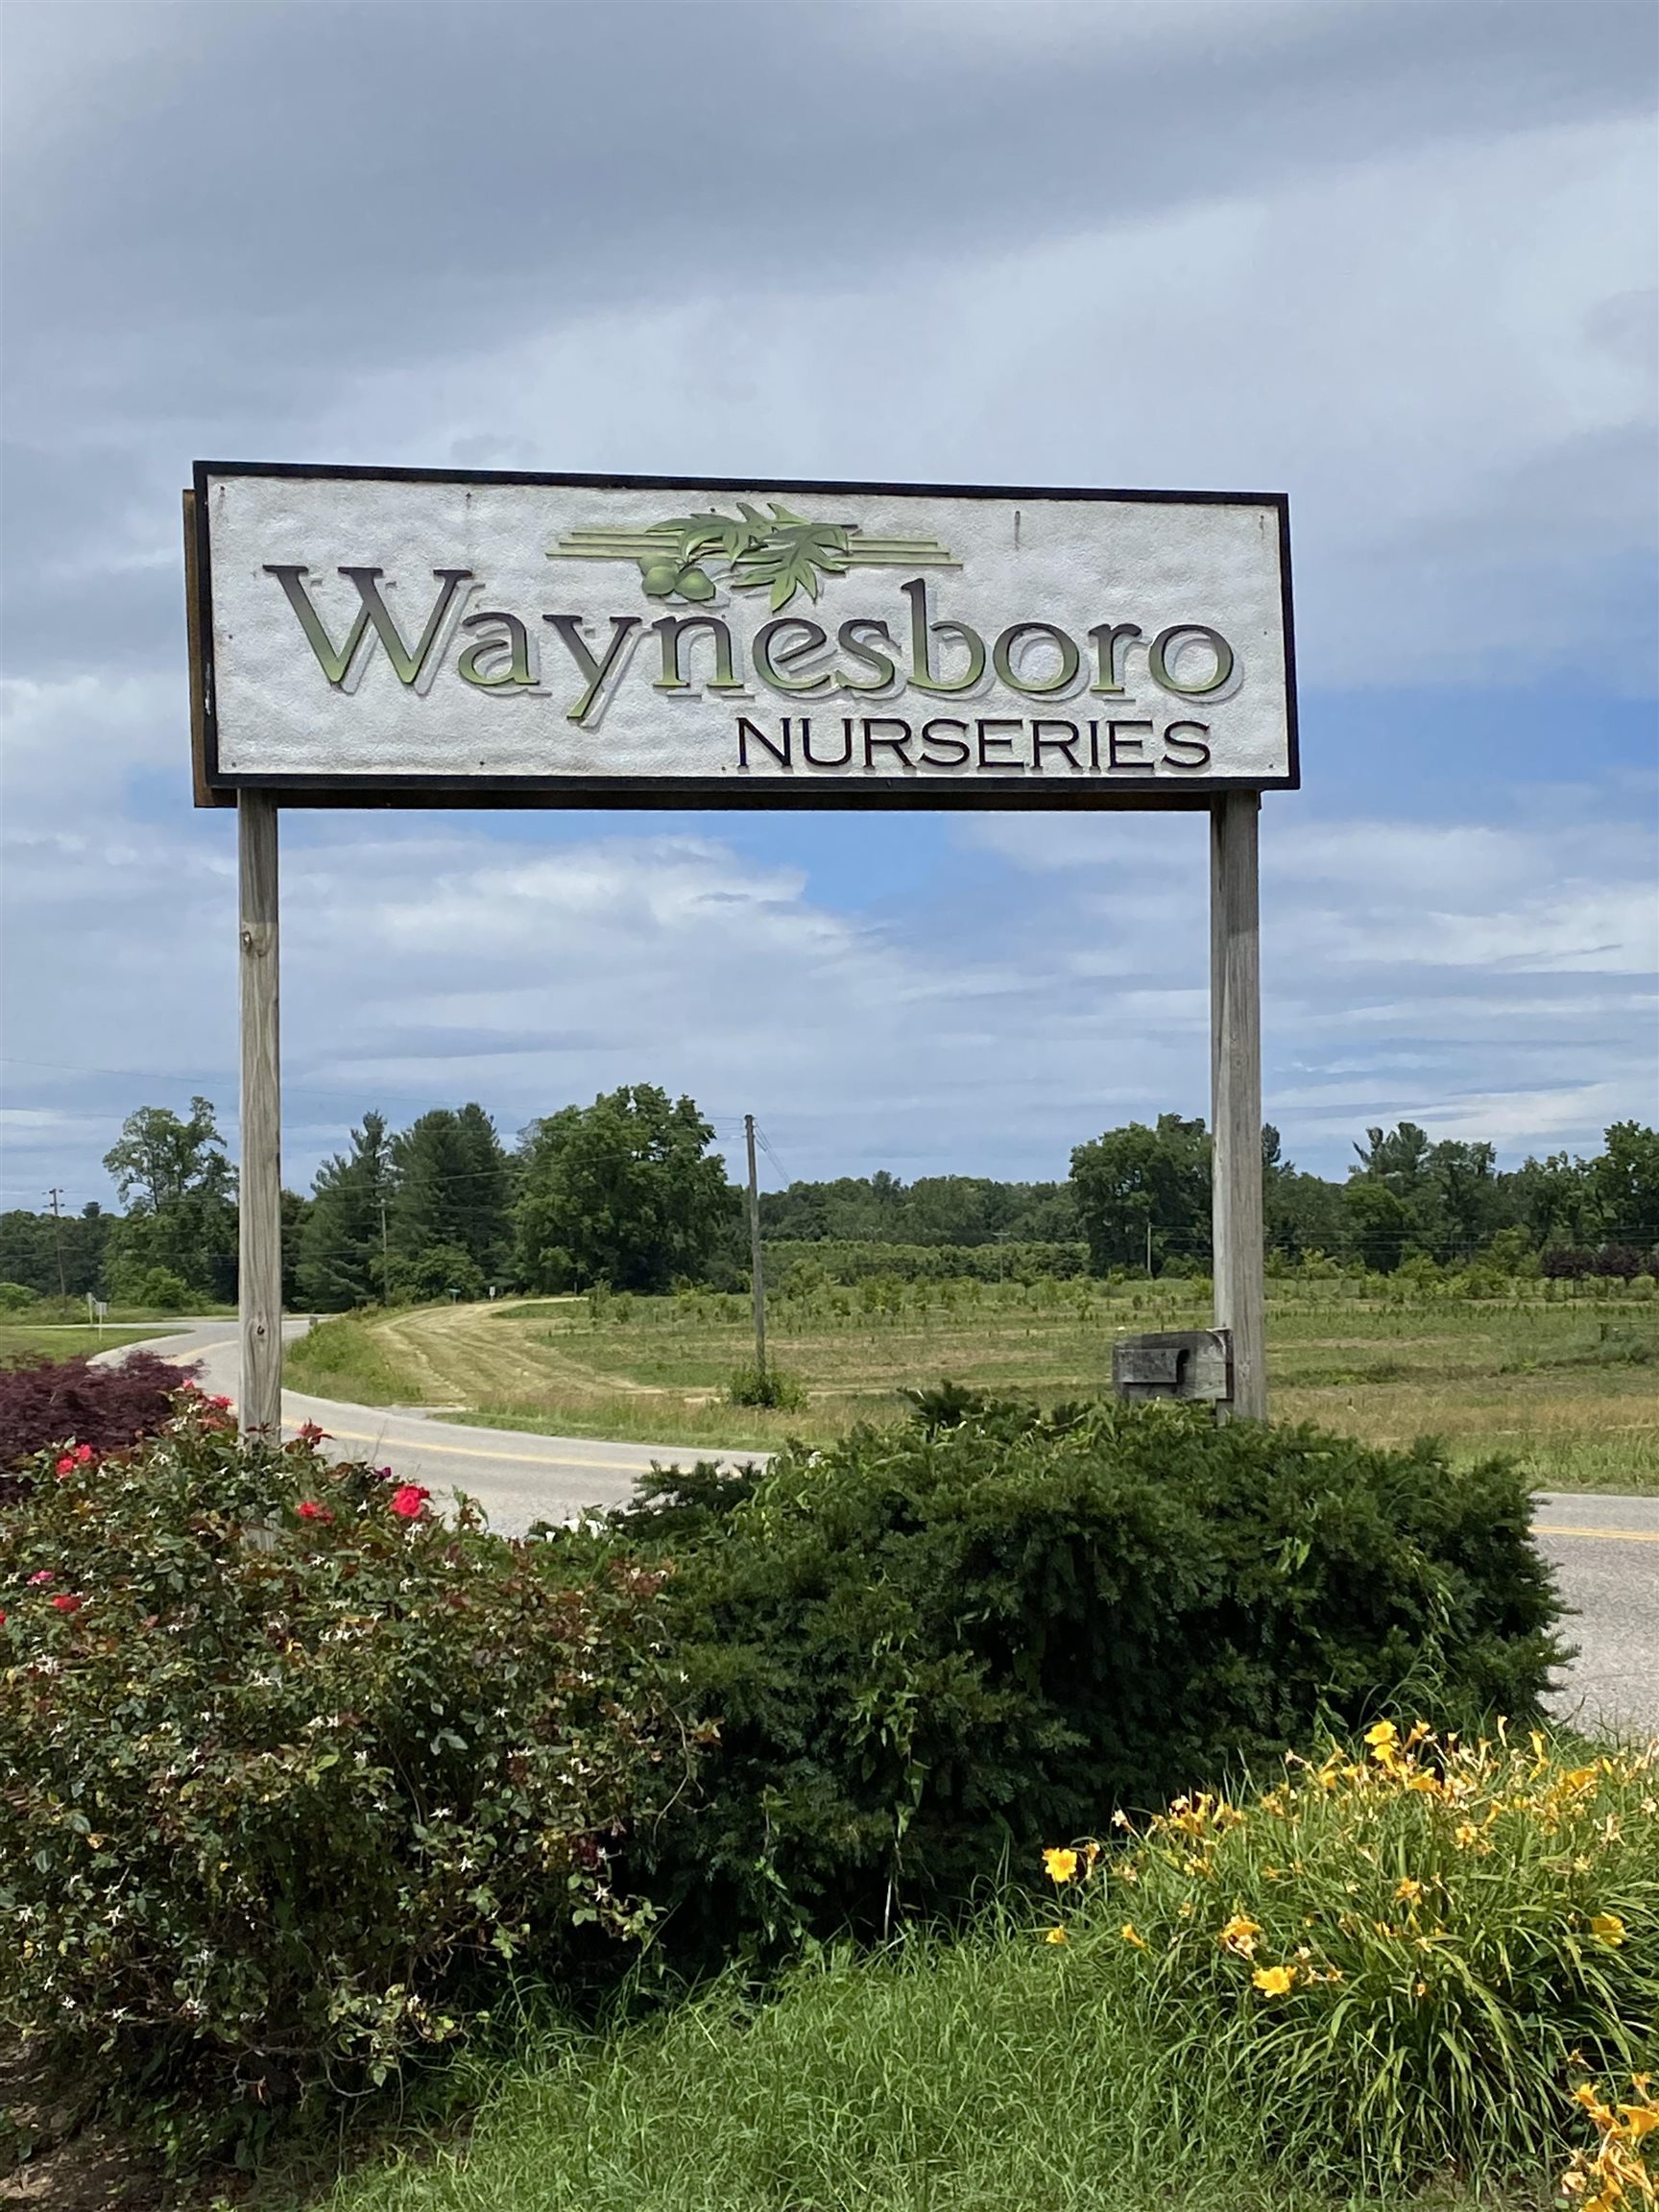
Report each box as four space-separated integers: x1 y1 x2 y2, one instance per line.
639 559 683 598
674 565 716 602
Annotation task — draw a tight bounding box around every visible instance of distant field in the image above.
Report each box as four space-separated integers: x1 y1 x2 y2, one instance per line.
287 1281 1659 1493
0 1323 188 1364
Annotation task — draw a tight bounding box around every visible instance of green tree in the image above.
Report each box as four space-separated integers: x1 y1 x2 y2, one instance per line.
1590 1121 1659 1246
388 1105 514 1291
1262 1125 1345 1260
1422 1140 1502 1261
297 1112 393 1310
515 1085 735 1293
1342 1178 1414 1272
1352 1122 1432 1201
103 1098 237 1303
1070 1114 1210 1276
1506 1150 1599 1252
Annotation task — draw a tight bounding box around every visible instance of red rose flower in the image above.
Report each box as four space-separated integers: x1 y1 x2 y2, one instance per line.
389 1483 430 1520
0 1609 8 1627
51 1594 84 1615
210 1394 232 1410
297 1501 332 1524
56 1455 76 1477
74 1444 93 1464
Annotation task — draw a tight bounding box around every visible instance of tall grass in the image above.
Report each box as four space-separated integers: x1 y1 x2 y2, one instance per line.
315 1728 1658 2212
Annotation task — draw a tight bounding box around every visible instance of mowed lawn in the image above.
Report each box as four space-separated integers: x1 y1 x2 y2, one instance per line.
287 1283 1659 1493
0 1322 189 1363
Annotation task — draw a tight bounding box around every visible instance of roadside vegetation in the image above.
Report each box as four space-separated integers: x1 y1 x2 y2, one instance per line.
7 1101 1656 2206
0 1374 1651 2208
315 1725 1659 2212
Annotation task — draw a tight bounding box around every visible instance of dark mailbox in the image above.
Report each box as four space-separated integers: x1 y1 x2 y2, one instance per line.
1112 1329 1234 1405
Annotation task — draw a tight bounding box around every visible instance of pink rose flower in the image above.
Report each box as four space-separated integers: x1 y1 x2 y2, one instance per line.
27 1570 54 1586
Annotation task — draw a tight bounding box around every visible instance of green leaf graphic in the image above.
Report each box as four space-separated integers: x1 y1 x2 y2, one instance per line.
554 500 954 610
731 508 851 612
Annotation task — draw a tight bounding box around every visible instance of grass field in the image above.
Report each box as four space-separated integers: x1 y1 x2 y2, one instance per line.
0 1321 189 1364
287 1279 1659 1493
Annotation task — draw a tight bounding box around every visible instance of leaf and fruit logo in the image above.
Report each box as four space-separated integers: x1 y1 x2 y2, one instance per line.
550 503 958 612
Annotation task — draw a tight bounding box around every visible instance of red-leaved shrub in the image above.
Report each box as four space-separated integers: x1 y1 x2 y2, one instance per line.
0 1351 196 1478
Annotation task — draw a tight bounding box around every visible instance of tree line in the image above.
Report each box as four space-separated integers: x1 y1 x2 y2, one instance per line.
2 1094 1655 1312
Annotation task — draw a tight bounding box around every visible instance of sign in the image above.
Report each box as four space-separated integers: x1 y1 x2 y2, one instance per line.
188 465 1296 809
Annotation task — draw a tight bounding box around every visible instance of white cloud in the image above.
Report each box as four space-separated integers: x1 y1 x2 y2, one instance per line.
299 112 1656 692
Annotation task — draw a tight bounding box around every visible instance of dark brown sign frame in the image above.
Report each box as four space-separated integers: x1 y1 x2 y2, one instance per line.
186 463 1298 813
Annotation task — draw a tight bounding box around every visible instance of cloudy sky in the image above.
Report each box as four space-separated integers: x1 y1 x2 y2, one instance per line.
2 0 1655 1211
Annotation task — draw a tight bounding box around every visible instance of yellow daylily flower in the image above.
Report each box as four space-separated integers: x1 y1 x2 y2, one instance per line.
1590 1913 1627 1947
1119 1923 1147 1950
1217 1913 1262 1958
1044 1925 1068 1945
1043 1848 1079 1886
1252 1964 1294 1996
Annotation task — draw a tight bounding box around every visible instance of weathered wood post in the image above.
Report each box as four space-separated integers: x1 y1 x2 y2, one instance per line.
1210 791 1267 1419
745 1111 767 1383
237 792 283 1435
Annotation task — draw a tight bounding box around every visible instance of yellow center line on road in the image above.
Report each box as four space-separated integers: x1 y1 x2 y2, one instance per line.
1532 1525 1659 1545
282 1422 660 1475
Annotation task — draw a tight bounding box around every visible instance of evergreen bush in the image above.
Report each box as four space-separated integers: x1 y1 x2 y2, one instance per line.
586 1394 1565 1962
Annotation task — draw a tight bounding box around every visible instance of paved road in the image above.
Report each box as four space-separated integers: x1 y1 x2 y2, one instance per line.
101 1322 1657 1738
97 1319 760 1530
1532 1491 1659 1741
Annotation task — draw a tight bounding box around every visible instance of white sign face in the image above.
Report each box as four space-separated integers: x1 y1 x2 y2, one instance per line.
190 467 1296 808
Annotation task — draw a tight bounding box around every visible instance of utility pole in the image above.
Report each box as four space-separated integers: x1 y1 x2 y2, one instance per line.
46 1189 68 1301
378 1193 391 1304
744 1113 767 1384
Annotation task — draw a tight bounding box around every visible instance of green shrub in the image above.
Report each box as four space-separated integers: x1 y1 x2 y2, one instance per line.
0 1281 37 1312
724 1360 806 1410
386 1242 487 1305
588 1395 1564 1963
131 1264 193 1311
0 1404 691 2165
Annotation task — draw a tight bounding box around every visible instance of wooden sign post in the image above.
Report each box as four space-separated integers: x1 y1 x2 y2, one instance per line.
1210 791 1266 1419
237 791 283 1434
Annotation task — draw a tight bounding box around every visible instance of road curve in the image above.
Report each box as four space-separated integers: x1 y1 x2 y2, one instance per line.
98 1322 1656 1738
95 1318 763 1530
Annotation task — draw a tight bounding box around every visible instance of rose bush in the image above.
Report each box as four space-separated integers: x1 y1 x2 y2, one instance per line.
0 1399 694 2166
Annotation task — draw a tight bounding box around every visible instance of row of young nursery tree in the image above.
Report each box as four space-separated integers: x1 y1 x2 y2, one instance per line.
2 1096 1656 1311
